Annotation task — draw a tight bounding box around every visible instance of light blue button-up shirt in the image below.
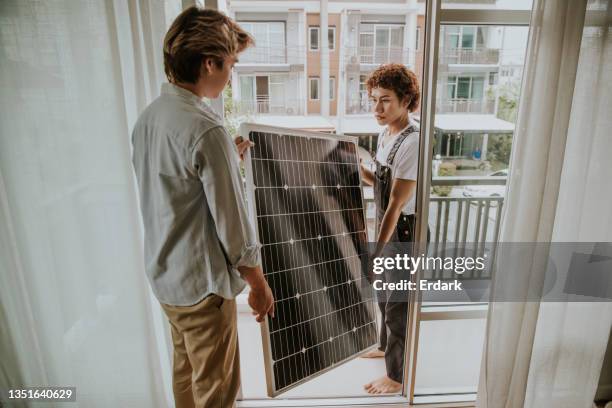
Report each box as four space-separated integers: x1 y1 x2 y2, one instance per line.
131 83 259 306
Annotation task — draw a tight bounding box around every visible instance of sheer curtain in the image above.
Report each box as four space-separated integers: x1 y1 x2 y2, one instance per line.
0 1 181 406
477 0 612 407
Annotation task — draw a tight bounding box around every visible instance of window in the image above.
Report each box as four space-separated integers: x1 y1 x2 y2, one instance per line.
328 27 336 50
309 26 319 51
447 75 486 99
360 23 404 63
489 72 498 85
443 25 486 51
416 27 421 51
329 77 335 100
309 26 336 51
309 77 319 100
237 22 285 63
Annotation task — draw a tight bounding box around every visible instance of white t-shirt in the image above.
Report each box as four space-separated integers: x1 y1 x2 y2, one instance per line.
375 121 420 215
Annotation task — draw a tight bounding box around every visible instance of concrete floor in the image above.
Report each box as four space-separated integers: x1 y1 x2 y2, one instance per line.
237 304 485 401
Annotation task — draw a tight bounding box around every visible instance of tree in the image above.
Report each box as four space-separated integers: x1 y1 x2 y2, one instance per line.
495 81 521 123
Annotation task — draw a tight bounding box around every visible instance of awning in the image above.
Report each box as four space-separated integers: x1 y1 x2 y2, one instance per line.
434 114 515 134
250 115 336 132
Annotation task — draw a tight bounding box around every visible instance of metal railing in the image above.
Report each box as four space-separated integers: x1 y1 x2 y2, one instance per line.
436 98 495 114
345 46 415 66
439 47 500 65
364 176 506 280
233 98 305 116
347 95 495 115
238 46 305 65
346 94 373 114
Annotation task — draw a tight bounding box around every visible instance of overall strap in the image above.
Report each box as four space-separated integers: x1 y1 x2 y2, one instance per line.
387 125 418 166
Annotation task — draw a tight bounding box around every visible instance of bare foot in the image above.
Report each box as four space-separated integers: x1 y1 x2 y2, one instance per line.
363 376 402 394
361 349 385 358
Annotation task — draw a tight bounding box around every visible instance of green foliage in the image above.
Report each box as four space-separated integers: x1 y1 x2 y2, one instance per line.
487 134 513 167
432 162 456 197
495 81 521 123
223 86 238 138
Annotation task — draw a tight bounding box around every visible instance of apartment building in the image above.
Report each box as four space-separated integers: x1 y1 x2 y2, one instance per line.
227 0 521 165
229 10 306 116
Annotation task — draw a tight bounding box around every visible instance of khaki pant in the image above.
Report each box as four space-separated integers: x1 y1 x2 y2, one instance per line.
161 295 240 408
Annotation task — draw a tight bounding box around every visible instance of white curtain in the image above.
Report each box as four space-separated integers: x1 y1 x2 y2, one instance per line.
0 1 181 406
477 0 612 407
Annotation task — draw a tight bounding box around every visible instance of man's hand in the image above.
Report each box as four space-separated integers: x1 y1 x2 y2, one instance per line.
248 282 275 322
235 136 254 161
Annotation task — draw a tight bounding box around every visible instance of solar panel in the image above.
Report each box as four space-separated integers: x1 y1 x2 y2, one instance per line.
241 123 378 397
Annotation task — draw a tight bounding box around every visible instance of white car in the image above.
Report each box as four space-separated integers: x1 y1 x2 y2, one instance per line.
462 169 508 198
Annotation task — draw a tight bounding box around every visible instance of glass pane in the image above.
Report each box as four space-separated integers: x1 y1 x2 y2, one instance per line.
424 24 530 404
269 83 284 110
240 76 254 101
255 76 268 98
375 27 389 48
471 77 484 99
442 0 533 10
390 26 404 48
360 32 373 48
310 78 319 99
231 0 428 400
461 27 475 48
447 83 456 99
457 77 471 98
310 27 319 49
476 27 485 47
328 28 335 49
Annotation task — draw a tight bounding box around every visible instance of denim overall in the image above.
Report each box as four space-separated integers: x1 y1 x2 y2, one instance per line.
374 125 418 383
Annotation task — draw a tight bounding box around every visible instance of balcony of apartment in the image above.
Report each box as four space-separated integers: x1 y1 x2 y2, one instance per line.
346 91 373 115
235 46 305 71
439 47 500 66
233 97 305 116
436 98 496 114
344 46 414 68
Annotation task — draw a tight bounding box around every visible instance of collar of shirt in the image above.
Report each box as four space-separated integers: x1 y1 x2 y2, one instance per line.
161 82 221 122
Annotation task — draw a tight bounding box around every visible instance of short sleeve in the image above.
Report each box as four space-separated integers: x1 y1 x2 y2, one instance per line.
392 133 419 181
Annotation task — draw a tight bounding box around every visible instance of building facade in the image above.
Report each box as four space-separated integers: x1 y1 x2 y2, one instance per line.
225 0 520 165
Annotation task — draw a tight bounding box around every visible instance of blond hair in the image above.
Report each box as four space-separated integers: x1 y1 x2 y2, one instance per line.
163 7 254 84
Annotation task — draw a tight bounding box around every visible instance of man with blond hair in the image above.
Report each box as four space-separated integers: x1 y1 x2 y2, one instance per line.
131 6 274 408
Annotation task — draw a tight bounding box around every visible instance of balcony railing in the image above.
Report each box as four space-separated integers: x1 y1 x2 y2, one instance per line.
436 98 495 114
238 46 305 65
439 47 500 65
346 94 373 115
233 98 304 116
345 46 414 66
364 176 506 279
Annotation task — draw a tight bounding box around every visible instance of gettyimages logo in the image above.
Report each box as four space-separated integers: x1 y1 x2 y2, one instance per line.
360 242 612 303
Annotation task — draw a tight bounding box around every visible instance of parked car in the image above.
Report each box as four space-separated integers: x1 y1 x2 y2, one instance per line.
462 169 508 198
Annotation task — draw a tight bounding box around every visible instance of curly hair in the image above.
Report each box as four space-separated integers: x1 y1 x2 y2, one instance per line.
163 7 254 84
366 64 420 112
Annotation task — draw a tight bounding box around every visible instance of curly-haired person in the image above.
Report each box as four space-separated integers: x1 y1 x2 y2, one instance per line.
360 63 423 394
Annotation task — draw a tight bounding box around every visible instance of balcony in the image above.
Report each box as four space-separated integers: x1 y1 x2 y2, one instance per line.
364 176 506 272
345 46 414 67
439 47 500 65
233 97 305 116
238 176 505 398
237 46 305 66
346 93 373 115
436 98 495 114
